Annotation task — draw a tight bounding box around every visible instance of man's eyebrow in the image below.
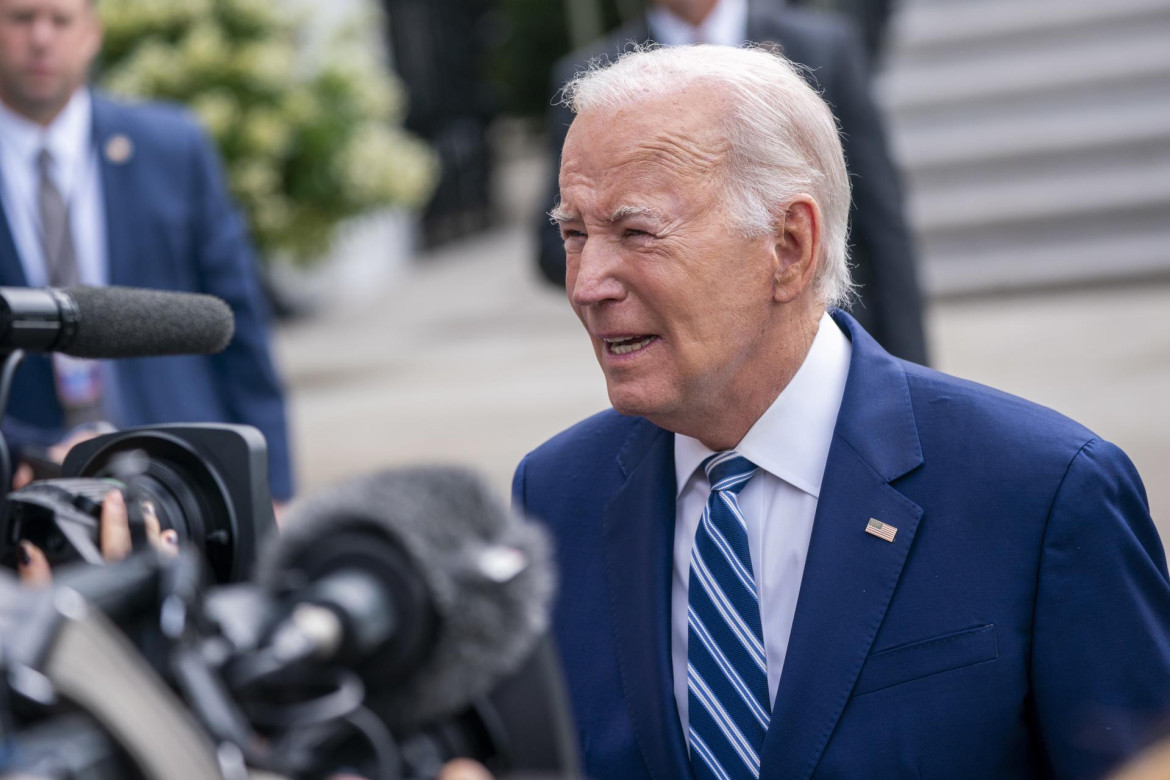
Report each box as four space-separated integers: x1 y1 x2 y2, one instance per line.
607 205 665 224
549 205 578 225
548 204 666 225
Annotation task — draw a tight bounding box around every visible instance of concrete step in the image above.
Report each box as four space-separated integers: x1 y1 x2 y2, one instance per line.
878 0 1170 295
890 0 1170 64
882 70 1169 137
908 151 1170 234
878 28 1170 114
903 129 1170 217
923 228 1170 298
920 194 1167 264
890 92 1170 175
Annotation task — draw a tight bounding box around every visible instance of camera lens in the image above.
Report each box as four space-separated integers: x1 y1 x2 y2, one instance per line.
76 434 238 583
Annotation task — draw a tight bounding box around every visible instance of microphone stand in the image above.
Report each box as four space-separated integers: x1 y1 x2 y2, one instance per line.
1 563 226 779
0 348 25 416
0 348 26 496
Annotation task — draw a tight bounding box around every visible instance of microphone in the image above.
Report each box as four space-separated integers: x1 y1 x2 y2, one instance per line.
0 286 235 358
255 466 557 731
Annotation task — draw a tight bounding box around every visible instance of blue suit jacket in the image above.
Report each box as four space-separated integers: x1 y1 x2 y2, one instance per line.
0 94 294 499
513 311 1170 779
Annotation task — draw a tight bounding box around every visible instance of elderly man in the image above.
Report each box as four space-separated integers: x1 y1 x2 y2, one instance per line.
513 46 1170 779
0 0 293 499
536 0 929 366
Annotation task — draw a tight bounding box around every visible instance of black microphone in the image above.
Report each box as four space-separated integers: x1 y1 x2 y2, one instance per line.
255 466 557 731
0 286 235 358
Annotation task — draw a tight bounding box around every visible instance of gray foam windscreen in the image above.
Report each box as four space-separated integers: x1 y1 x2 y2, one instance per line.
65 286 234 358
261 466 557 730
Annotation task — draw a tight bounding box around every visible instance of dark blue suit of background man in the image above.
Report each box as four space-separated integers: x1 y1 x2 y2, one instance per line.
0 0 293 499
514 44 1170 779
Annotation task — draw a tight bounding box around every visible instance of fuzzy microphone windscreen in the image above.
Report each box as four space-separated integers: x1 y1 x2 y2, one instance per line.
257 466 556 731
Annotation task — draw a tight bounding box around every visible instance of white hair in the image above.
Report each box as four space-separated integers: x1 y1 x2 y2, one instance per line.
560 44 854 308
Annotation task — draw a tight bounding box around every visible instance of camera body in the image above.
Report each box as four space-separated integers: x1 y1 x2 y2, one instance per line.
2 423 275 583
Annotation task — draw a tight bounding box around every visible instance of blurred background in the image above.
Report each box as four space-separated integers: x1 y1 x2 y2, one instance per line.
96 0 1170 547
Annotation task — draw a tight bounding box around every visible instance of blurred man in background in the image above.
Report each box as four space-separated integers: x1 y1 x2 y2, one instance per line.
0 0 294 500
536 0 930 365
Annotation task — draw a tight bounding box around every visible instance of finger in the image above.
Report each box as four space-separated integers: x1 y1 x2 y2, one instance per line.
142 500 162 548
48 430 101 464
158 528 180 559
11 463 33 490
100 490 132 562
18 541 52 587
438 759 495 780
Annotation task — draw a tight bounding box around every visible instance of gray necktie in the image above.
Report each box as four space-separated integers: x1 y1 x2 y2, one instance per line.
38 148 79 287
38 148 103 427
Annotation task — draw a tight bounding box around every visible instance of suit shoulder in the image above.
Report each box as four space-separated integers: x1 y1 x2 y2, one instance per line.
93 93 206 149
524 408 643 468
746 7 862 91
902 361 1098 460
754 5 857 47
554 21 650 83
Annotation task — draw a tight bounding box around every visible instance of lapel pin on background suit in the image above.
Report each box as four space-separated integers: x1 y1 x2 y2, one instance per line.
865 518 897 543
105 135 133 165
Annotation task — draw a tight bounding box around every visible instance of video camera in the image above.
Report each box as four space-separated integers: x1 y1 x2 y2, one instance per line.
0 286 579 779
2 424 274 583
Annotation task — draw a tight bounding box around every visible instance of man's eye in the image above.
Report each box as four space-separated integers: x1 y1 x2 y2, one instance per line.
562 229 586 250
623 228 652 239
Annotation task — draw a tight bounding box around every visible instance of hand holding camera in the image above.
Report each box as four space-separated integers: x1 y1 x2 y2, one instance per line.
17 486 179 586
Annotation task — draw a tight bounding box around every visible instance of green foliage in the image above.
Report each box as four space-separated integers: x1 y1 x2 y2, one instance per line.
490 0 635 119
97 0 438 264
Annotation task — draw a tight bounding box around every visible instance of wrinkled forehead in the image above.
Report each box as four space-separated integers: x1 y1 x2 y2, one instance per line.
0 0 95 15
560 88 731 197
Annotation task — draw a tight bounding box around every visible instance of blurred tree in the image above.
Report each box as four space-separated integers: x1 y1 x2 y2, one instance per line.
489 0 640 119
97 0 438 265
382 0 496 245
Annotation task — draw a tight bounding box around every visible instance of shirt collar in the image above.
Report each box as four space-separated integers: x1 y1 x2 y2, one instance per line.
0 88 92 195
675 311 852 498
648 0 749 47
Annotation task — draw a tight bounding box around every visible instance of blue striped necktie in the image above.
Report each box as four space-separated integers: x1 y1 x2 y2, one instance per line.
687 451 770 780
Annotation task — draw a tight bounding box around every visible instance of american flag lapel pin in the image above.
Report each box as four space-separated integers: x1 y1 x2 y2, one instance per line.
105 134 134 164
865 518 897 543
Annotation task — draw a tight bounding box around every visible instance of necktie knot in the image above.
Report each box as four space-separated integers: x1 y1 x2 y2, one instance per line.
38 148 59 192
702 451 758 496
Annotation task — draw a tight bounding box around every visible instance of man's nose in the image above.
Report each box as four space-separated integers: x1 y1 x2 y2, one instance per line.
30 17 55 46
568 240 625 307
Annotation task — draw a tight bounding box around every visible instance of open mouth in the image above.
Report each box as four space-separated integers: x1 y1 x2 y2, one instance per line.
603 335 657 355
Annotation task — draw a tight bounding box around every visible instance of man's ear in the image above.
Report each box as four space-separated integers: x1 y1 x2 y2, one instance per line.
770 195 822 304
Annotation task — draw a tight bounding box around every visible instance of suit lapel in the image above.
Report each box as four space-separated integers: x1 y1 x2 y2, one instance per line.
0 204 26 286
760 311 924 779
0 134 27 284
619 17 651 47
602 420 694 780
90 95 136 286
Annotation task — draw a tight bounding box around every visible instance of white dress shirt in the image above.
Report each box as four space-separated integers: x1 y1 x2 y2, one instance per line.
0 89 117 428
0 88 107 288
648 0 750 47
672 311 852 738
